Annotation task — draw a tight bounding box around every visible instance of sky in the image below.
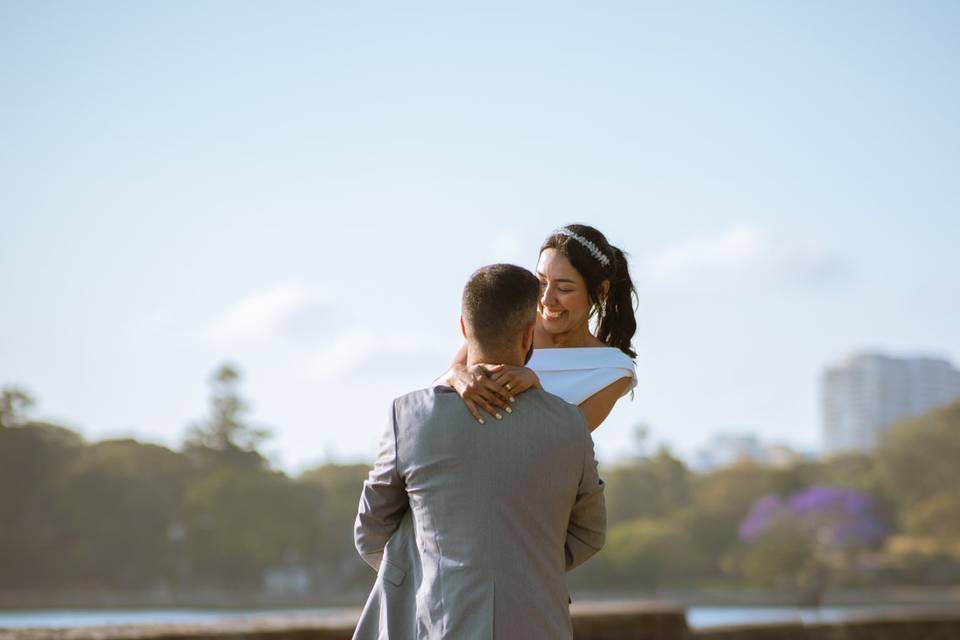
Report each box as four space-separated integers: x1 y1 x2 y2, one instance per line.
2 1 958 473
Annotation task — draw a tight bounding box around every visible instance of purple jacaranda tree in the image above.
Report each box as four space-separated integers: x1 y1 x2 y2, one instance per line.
739 485 887 549
788 486 887 547
738 494 789 542
738 485 888 599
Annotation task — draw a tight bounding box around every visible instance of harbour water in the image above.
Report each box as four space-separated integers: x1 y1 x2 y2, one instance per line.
0 605 925 629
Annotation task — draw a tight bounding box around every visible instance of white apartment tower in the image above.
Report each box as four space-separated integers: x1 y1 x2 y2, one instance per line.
822 352 960 454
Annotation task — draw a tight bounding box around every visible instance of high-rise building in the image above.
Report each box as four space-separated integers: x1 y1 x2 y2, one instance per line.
821 352 960 454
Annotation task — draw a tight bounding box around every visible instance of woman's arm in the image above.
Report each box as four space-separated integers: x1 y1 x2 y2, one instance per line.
434 343 513 423
578 377 633 432
432 343 469 387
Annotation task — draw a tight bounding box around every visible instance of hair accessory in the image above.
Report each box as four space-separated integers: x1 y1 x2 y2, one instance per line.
554 227 611 267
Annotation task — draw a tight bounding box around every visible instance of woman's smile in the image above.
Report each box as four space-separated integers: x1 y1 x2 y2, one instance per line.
536 248 593 340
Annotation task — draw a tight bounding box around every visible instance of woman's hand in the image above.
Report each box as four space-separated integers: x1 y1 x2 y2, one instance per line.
447 363 514 424
486 364 541 396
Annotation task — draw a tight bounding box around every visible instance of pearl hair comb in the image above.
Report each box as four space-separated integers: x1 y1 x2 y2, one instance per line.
554 227 611 267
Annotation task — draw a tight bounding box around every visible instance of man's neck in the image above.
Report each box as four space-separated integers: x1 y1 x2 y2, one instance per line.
466 345 524 367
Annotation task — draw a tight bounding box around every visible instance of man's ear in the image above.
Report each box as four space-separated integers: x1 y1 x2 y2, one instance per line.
460 316 467 339
521 321 535 353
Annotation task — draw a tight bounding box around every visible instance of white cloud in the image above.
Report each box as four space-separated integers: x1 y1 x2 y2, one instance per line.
637 225 847 290
209 282 324 344
306 330 430 380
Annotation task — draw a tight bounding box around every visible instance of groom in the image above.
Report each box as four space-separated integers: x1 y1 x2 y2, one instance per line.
352 263 606 639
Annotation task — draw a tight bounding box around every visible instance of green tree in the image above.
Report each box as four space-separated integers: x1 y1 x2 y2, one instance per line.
0 386 35 428
902 490 960 540
738 521 816 590
815 453 882 494
593 517 707 589
57 439 193 588
873 401 960 580
687 462 778 575
0 419 84 588
877 400 960 514
603 447 690 524
298 463 373 588
181 467 318 588
183 364 271 469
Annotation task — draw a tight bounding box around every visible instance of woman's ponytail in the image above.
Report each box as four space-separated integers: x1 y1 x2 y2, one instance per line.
597 245 637 358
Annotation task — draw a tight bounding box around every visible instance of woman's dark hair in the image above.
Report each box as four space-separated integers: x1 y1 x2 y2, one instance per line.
540 224 637 358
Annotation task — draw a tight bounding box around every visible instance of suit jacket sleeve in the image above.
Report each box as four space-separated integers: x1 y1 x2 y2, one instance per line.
354 399 408 571
565 423 606 571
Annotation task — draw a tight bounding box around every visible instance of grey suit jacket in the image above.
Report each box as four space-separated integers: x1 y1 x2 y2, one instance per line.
353 386 606 639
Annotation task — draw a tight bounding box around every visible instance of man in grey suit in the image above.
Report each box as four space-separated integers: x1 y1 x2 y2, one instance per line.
353 264 606 639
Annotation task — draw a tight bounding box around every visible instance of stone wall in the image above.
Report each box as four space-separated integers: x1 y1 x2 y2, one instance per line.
1 604 958 640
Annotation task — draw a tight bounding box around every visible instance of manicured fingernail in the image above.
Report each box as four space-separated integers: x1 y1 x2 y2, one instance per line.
505 406 512 414
509 397 516 403
478 418 485 425
495 413 502 420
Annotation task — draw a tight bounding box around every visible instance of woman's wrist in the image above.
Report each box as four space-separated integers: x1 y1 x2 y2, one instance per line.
445 363 468 389
435 364 461 388
526 367 543 390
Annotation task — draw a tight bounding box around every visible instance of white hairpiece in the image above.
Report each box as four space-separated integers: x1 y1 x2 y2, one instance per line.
553 227 611 267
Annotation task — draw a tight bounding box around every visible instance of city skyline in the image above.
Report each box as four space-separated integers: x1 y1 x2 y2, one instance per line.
3 2 959 472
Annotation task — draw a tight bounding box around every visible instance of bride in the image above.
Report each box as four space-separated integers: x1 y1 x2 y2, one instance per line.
438 223 638 431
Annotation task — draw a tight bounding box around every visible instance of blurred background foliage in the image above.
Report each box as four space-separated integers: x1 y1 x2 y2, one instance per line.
1 366 959 602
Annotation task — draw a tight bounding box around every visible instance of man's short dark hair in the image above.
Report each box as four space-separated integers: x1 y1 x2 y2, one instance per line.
462 264 539 351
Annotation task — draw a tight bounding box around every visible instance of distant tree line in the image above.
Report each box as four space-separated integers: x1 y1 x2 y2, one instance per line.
0 365 372 596
568 399 960 601
1 367 958 601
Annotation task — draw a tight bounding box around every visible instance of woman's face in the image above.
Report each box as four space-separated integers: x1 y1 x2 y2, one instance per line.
536 248 593 336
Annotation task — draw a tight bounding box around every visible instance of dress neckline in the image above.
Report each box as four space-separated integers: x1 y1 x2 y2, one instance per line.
529 347 635 364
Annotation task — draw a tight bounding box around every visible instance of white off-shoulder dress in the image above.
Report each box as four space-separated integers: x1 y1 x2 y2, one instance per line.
527 347 637 405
